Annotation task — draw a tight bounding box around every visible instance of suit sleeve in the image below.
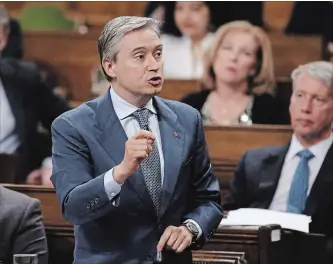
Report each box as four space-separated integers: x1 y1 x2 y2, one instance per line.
12 199 48 264
223 152 249 211
51 116 119 225
183 110 223 248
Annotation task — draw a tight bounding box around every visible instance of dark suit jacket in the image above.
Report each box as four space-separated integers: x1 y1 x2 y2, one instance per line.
224 143 333 262
0 186 48 264
0 58 70 183
2 19 23 60
51 89 223 264
180 90 289 125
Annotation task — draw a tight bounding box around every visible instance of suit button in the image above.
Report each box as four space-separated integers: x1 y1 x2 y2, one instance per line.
87 203 91 209
95 198 99 204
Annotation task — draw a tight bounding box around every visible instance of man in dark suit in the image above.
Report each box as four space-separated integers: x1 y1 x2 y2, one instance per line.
51 16 223 264
0 186 48 264
0 6 23 59
224 61 333 262
0 58 70 183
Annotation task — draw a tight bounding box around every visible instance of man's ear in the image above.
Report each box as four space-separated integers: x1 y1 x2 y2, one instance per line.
102 59 116 79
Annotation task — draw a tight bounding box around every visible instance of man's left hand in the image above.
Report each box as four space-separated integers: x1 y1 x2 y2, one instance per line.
157 226 193 253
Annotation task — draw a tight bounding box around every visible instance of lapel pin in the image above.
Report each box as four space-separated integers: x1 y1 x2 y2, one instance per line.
173 132 178 137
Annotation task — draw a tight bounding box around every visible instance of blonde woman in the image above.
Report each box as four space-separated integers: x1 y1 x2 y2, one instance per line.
181 21 289 125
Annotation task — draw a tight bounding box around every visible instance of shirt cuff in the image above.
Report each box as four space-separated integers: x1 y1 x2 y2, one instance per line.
104 168 122 201
183 219 203 240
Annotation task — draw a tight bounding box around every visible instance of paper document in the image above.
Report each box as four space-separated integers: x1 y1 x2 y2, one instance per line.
220 208 312 233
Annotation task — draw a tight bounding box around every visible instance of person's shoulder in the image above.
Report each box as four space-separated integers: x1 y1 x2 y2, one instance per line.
253 92 278 108
253 92 275 102
161 34 186 47
0 58 38 80
0 187 39 209
243 145 288 162
52 95 100 130
181 89 210 103
156 96 202 122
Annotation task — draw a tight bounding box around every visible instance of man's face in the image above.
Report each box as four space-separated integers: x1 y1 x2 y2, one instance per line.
289 73 333 140
103 28 164 100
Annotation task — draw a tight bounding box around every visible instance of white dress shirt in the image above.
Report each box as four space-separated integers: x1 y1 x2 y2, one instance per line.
161 33 215 80
269 133 333 211
0 78 20 154
104 88 202 238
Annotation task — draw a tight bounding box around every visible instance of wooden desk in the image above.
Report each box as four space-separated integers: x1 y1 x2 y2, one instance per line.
3 185 327 264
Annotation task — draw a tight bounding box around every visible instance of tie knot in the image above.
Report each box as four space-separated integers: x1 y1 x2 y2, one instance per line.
132 108 150 129
298 149 314 160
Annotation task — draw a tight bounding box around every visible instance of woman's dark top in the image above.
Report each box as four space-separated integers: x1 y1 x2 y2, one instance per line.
181 90 290 125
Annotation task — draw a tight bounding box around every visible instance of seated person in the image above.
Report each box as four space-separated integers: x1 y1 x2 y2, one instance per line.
0 57 70 184
181 21 288 125
224 61 333 260
0 6 23 59
0 186 48 264
161 1 218 79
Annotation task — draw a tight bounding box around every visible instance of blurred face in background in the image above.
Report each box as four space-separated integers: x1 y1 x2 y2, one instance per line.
289 73 333 143
213 29 258 86
174 1 210 41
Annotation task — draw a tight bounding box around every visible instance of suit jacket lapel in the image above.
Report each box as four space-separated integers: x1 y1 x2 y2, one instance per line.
94 89 155 213
154 97 184 219
254 144 290 209
304 143 333 216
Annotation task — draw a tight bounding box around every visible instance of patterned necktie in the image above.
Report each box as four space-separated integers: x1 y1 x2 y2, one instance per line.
286 149 314 214
132 108 161 213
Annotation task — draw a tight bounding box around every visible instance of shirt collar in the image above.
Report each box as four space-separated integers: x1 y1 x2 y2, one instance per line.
109 87 156 120
286 132 333 161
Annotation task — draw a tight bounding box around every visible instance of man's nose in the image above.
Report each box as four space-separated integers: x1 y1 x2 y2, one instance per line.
147 56 160 71
301 98 312 113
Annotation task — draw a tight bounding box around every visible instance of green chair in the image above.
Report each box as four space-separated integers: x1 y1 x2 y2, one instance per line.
18 5 75 30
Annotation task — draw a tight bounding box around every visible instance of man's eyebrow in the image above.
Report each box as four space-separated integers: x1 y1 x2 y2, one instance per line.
131 47 147 53
131 44 163 53
155 44 163 50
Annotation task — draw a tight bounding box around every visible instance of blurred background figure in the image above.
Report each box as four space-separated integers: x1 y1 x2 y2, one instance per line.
0 5 23 59
181 21 288 125
161 1 218 79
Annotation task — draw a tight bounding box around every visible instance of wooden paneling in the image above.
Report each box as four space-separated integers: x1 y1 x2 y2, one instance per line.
205 125 292 161
22 31 321 101
270 33 322 78
263 2 295 31
1 1 296 33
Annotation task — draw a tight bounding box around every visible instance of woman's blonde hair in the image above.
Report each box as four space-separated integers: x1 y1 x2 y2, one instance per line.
202 21 275 95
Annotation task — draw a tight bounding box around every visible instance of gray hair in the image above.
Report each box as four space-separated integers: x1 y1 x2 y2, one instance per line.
0 6 9 26
291 61 333 93
98 16 162 82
